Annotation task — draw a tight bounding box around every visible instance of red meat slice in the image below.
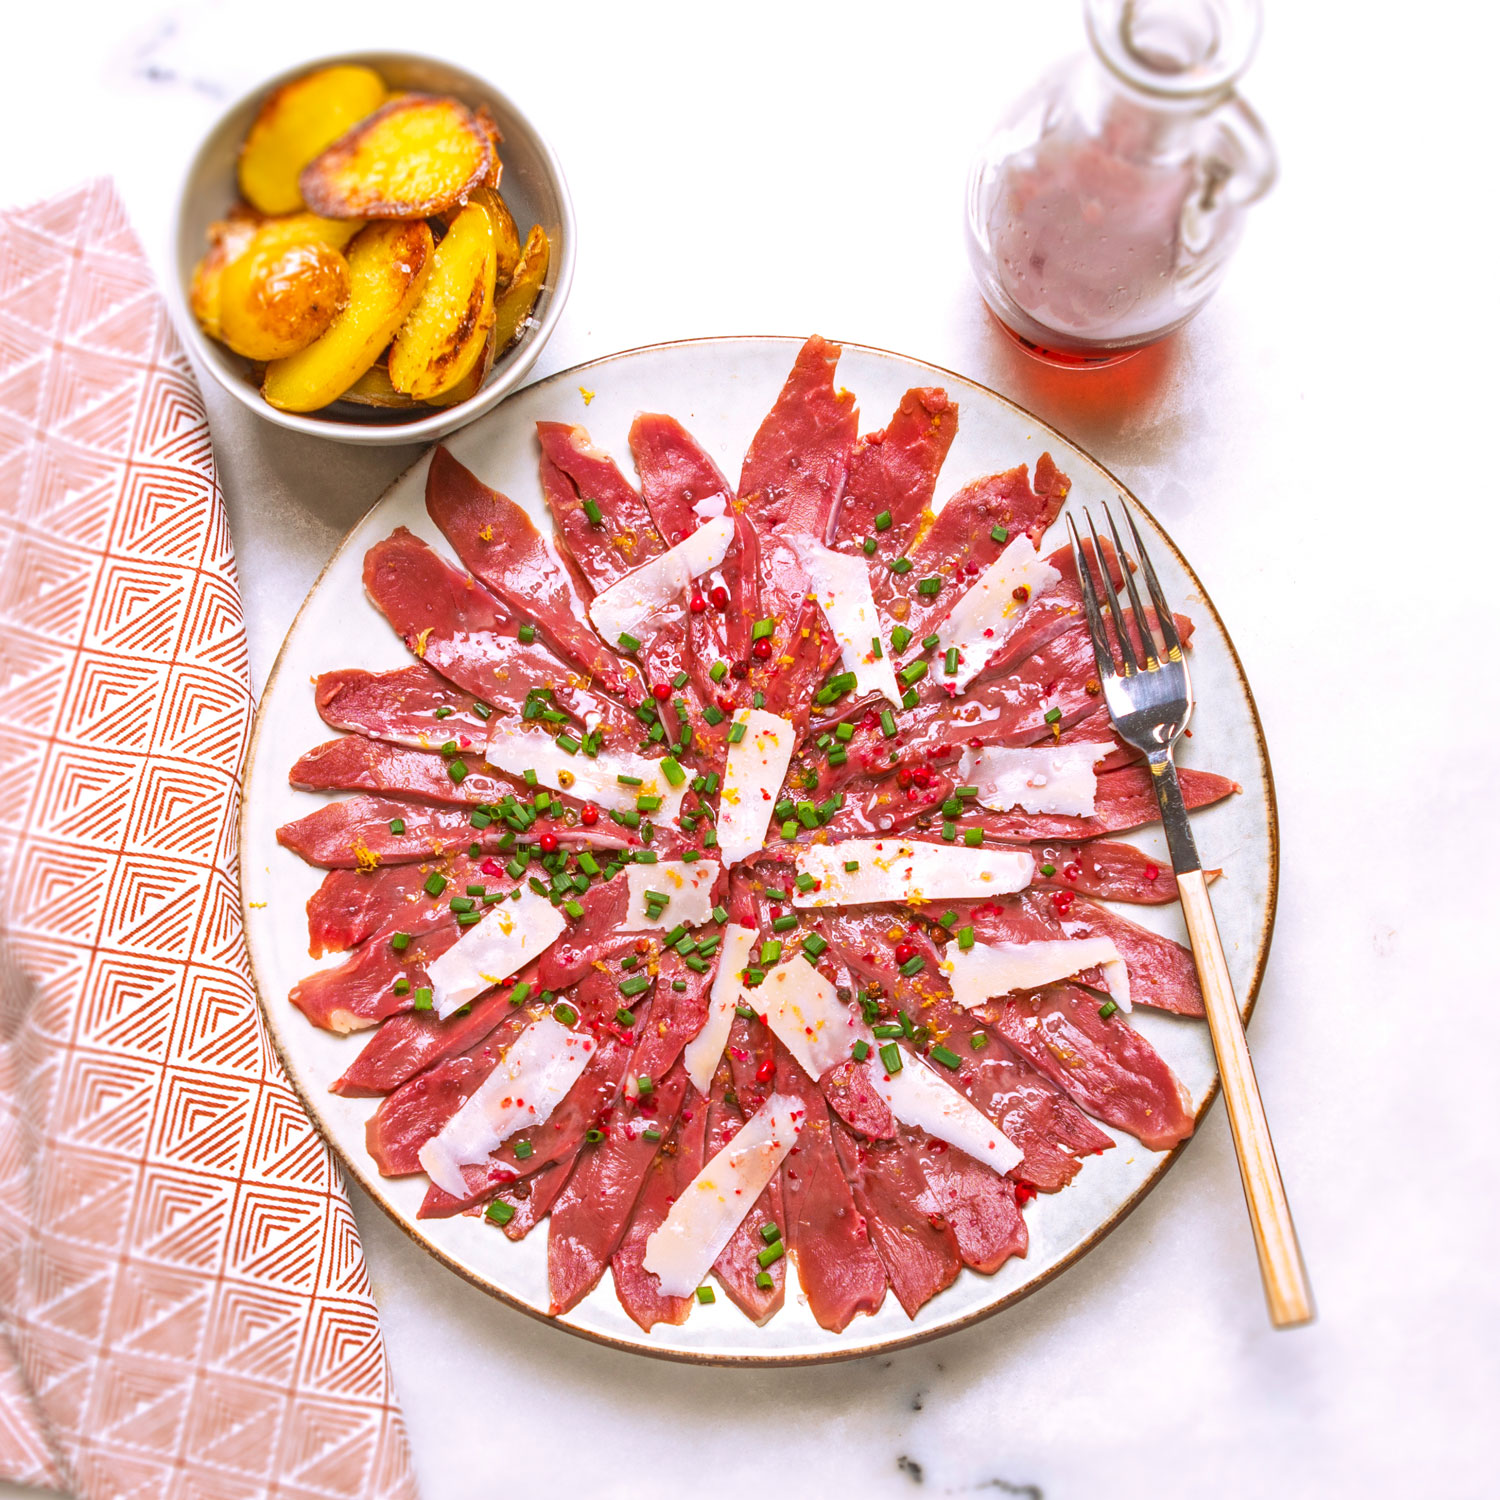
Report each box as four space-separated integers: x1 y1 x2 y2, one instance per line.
305 860 467 957
494 1157 574 1242
775 1054 887 1331
611 1098 710 1331
704 1085 788 1322
1025 838 1180 905
966 763 1239 842
914 1147 1029 1273
629 412 733 542
290 735 510 807
832 1122 962 1318
980 983 1195 1151
364 526 633 731
537 422 667 592
333 972 533 1097
547 1061 691 1315
738 334 858 544
289 922 457 1033
835 387 959 558
878 455 1070 637
316 663 492 751
425 447 639 700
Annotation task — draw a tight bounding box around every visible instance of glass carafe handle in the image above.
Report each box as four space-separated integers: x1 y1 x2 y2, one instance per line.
1179 93 1277 261
1213 94 1278 208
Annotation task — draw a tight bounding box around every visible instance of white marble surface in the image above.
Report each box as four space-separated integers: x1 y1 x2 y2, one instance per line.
3 2 1495 1496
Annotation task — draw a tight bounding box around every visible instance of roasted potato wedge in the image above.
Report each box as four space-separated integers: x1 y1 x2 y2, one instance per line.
238 65 386 215
189 211 261 341
471 185 522 284
424 326 495 408
387 201 496 399
490 224 551 353
262 220 433 412
217 216 361 361
299 95 496 220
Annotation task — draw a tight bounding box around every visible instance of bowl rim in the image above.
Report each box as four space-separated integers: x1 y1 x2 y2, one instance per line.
165 48 577 446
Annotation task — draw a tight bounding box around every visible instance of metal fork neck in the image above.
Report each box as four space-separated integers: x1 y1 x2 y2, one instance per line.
1147 748 1203 874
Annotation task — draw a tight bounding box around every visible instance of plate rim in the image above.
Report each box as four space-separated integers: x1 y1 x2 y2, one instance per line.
239 332 1280 1365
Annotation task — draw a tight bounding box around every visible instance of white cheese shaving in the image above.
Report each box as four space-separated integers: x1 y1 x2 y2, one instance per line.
424 889 566 1019
869 1049 1024 1174
934 535 1062 692
749 957 870 1080
791 840 1034 907
622 860 721 931
716 709 796 865
692 492 728 520
417 1016 594 1197
944 937 1131 1012
682 923 757 1095
486 722 687 818
587 515 735 645
642 1092 804 1298
956 742 1115 817
802 543 902 706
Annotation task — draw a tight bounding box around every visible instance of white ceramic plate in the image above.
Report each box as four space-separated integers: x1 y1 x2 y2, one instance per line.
241 336 1278 1363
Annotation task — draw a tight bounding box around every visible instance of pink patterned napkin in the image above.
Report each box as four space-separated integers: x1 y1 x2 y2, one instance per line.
0 180 417 1500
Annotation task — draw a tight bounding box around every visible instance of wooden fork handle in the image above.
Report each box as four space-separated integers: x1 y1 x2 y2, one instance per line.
1177 869 1315 1328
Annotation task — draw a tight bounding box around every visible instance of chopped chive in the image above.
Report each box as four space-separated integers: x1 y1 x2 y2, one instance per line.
744 966 766 987
765 885 790 901
781 819 798 840
944 647 960 674
964 827 983 846
586 1128 605 1143
971 1031 987 1051
695 1285 715 1304
633 848 658 863
878 709 897 739
582 498 604 526
1044 706 1062 724
879 1042 902 1074
449 896 474 913
931 1045 962 1070
713 905 728 924
618 631 641 652
672 670 689 689
637 794 662 812
636 1074 654 1097
759 1222 782 1244
735 1003 756 1019
661 756 686 786
510 982 533 1007
795 801 819 829
757 1240 786 1268
393 977 410 996
917 576 942 596
889 557 913 574
434 707 454 720
802 933 828 957
835 722 854 743
388 818 406 835
554 1001 579 1026
518 623 536 644
874 510 893 531
755 1270 775 1289
710 660 728 683
703 704 725 726
942 798 962 818
423 873 447 897
899 660 928 687
472 701 492 721
941 822 957 842
619 975 650 997
470 808 492 828
771 914 797 933
523 769 538 786
727 720 746 745
753 691 765 709
414 987 433 1011
901 687 919 710
447 760 468 784
752 617 775 641
391 932 411 952
862 537 877 556
872 1023 904 1039
615 1007 636 1026
644 1125 663 1142
957 925 975 950
563 899 584 919
1099 999 1119 1020
851 1039 871 1061
828 748 847 767
795 873 815 892
891 625 912 653
760 939 783 965
486 1200 515 1226
513 1139 534 1159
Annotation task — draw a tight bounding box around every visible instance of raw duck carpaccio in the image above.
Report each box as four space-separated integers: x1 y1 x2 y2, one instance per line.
276 337 1236 1332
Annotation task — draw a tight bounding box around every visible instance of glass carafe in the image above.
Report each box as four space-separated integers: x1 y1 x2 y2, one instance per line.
965 0 1277 365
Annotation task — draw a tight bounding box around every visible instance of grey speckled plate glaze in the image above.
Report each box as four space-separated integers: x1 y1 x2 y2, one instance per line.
240 336 1278 1364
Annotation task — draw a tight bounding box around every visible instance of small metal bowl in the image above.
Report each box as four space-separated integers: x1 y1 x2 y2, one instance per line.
168 51 575 445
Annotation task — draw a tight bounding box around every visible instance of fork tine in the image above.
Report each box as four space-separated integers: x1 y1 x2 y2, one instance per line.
1102 503 1159 669
1120 504 1183 658
1064 514 1118 685
1084 507 1140 674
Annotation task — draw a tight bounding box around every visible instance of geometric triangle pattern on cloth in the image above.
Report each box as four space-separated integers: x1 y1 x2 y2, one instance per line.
0 179 418 1500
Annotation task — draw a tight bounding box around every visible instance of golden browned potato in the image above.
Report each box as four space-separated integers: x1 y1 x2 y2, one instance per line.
189 211 261 341
262 220 433 412
238 65 387 215
218 216 361 361
387 201 496 400
424 328 495 408
471 185 522 284
490 224 550 353
299 95 496 220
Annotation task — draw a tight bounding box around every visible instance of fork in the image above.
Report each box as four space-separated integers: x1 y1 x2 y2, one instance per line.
1067 502 1314 1329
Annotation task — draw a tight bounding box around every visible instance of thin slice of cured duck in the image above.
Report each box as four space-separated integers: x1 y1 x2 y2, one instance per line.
628 412 733 542
962 763 1239 843
425 447 640 700
333 973 528 1097
537 421 667 592
275 795 625 870
1024 838 1180 906
317 664 492 751
305 857 492 957
978 982 1195 1151
290 736 513 807
914 1144 1029 1274
877 456 1070 639
611 1099 710 1331
547 1058 692 1315
290 922 457 1034
363 527 634 732
834 387 959 558
831 1121 961 1318
775 1053 888 1332
417 1004 636 1218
